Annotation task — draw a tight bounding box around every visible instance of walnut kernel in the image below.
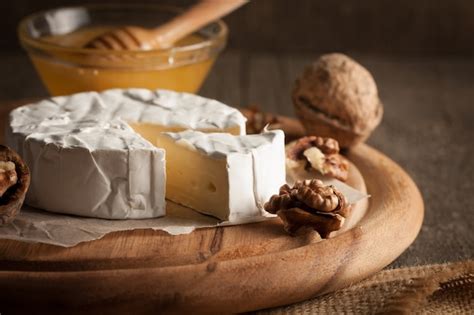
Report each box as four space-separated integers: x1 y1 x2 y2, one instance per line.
286 136 349 181
242 105 281 134
0 145 30 225
0 161 18 197
264 179 351 238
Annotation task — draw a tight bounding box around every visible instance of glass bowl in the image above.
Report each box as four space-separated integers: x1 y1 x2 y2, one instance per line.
18 4 227 96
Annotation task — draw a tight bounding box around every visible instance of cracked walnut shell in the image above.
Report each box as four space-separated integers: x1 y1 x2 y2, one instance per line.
264 179 350 238
293 53 383 148
0 145 30 225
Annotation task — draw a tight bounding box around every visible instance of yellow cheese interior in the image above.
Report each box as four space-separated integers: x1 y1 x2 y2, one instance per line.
128 122 241 145
128 121 241 219
156 134 229 219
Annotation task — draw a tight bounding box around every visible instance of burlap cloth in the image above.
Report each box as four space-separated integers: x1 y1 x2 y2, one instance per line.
257 260 473 314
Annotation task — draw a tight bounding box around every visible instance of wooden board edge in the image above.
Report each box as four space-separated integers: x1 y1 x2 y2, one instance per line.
0 144 424 313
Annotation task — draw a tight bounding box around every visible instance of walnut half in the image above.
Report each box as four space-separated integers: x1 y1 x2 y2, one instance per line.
286 136 349 181
0 145 30 225
264 179 351 238
241 105 281 134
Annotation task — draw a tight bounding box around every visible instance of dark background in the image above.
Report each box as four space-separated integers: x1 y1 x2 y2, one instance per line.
2 0 474 55
0 1 473 268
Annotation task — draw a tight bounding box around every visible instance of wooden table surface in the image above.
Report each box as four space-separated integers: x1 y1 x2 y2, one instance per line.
0 50 472 268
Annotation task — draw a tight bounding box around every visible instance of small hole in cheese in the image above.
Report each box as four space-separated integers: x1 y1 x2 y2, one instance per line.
207 182 217 193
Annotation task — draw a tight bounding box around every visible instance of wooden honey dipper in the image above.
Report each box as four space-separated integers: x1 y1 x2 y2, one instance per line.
85 0 247 50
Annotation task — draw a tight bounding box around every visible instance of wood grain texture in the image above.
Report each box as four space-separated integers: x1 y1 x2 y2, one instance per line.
0 142 423 314
1 51 470 269
200 52 474 268
0 158 365 269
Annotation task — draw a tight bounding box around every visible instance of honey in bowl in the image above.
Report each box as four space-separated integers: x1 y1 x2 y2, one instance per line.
18 5 227 96
32 27 215 95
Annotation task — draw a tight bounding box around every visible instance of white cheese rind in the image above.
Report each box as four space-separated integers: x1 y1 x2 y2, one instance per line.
9 89 246 133
13 120 166 219
6 89 246 219
164 130 286 221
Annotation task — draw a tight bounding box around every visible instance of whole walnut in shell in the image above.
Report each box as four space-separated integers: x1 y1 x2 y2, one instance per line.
293 53 383 148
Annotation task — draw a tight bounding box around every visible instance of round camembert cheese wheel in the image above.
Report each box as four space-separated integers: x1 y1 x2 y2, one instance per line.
6 89 247 219
6 89 285 221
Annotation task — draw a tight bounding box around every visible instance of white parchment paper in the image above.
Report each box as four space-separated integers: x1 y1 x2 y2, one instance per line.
0 179 367 247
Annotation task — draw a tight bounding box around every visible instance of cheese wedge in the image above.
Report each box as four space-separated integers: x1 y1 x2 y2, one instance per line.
156 130 286 221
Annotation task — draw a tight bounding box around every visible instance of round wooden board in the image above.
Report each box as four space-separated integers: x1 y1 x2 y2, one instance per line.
0 101 424 314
